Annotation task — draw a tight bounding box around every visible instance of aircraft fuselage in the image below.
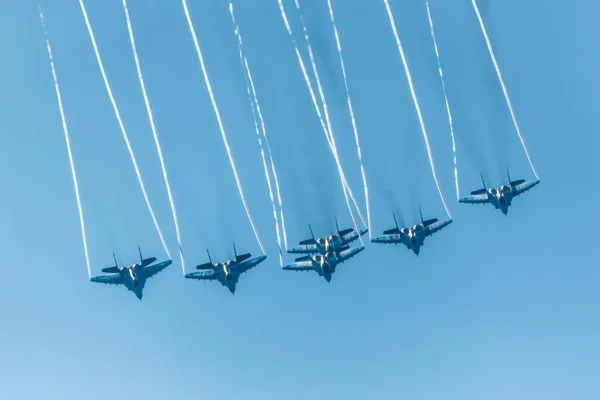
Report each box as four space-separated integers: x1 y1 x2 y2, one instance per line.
486 186 514 215
121 265 146 300
309 252 338 282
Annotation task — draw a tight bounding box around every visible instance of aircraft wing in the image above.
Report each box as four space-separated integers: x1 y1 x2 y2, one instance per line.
185 269 217 280
287 244 319 254
340 228 367 245
371 234 403 244
425 219 453 237
459 194 489 204
513 180 540 197
282 260 313 271
233 256 266 274
336 246 365 263
90 274 123 285
143 260 172 279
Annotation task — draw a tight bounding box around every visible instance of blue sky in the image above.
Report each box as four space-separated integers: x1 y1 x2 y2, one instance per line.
1 0 599 398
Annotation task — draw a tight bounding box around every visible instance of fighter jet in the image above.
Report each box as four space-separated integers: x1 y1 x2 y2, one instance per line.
90 247 172 300
287 218 368 255
459 169 540 215
282 246 364 282
184 243 266 294
371 208 452 256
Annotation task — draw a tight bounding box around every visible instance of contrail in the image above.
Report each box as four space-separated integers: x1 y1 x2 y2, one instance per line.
383 0 452 218
181 0 265 254
294 0 367 231
122 0 185 273
78 0 171 259
277 0 364 245
426 1 460 200
471 0 539 180
230 3 286 265
326 0 372 239
40 9 92 279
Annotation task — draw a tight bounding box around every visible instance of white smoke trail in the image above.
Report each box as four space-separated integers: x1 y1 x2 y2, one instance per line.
294 0 367 231
326 0 372 239
230 3 285 265
122 0 185 273
78 0 171 259
40 9 92 278
277 0 364 245
471 0 539 180
425 1 460 200
383 0 452 218
181 0 266 254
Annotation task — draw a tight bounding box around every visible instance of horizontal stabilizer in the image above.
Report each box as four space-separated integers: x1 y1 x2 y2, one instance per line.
422 218 438 227
196 262 213 270
236 253 251 263
295 255 311 262
299 239 317 246
101 266 119 273
338 228 353 237
141 257 156 266
383 228 400 235
470 188 487 195
510 179 525 187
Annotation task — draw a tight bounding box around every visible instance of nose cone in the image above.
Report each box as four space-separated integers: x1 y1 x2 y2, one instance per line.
228 285 236 295
325 275 331 283
135 291 143 301
413 247 420 256
502 207 509 216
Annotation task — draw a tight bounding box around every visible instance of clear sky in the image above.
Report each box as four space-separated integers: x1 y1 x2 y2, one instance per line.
1 0 599 398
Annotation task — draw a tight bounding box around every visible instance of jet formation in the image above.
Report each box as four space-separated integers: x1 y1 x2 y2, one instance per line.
185 243 266 294
90 168 539 299
372 208 452 256
283 220 367 282
90 247 172 300
460 169 540 215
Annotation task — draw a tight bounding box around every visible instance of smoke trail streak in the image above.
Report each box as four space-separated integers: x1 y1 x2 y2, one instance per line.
294 0 367 231
471 0 539 180
425 1 460 200
122 0 185 272
277 0 363 246
78 0 171 259
326 0 372 239
230 3 285 265
181 0 266 254
383 0 452 218
40 9 92 278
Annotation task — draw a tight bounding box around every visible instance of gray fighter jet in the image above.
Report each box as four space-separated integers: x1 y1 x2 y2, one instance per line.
371 209 452 256
90 247 172 300
282 246 364 282
460 169 539 215
287 218 368 255
185 244 266 294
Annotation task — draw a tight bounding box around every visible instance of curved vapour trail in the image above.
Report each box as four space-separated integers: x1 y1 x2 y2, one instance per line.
426 1 460 200
233 14 290 251
78 0 171 259
326 0 372 239
229 3 284 265
122 0 185 273
383 0 452 218
40 9 92 278
471 0 539 180
181 0 266 254
294 0 367 231
277 0 363 245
